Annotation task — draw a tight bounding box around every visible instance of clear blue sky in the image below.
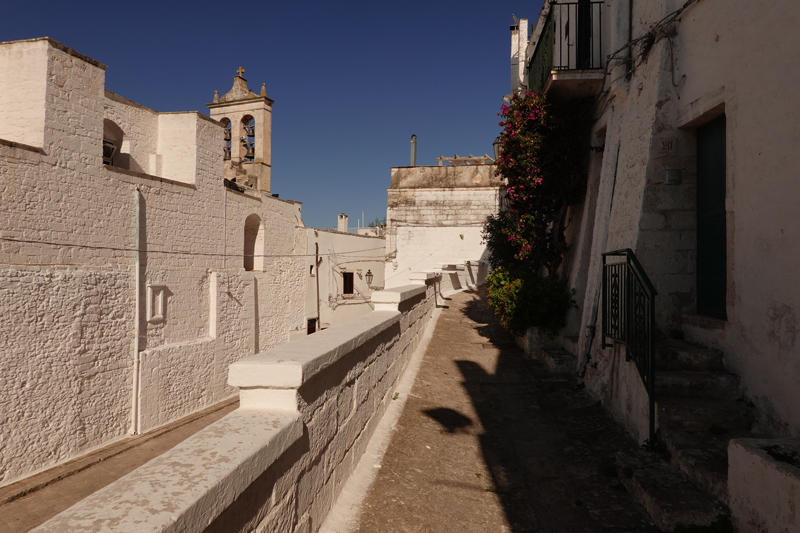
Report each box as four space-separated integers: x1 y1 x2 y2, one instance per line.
1 0 542 230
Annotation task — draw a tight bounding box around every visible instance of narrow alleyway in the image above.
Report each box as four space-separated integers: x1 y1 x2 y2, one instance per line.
354 289 659 532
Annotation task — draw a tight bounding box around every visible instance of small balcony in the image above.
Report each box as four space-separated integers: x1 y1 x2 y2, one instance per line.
528 0 605 100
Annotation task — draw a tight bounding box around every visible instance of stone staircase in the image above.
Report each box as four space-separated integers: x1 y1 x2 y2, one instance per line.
616 339 759 532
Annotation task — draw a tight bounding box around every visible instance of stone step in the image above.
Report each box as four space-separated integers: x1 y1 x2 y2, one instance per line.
541 346 577 374
655 340 724 372
659 428 742 505
561 335 579 356
657 397 756 435
655 371 741 400
615 450 730 531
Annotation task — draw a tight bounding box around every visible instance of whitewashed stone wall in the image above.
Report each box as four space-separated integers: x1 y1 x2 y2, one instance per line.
384 165 502 288
32 278 440 533
0 38 306 486
305 228 386 330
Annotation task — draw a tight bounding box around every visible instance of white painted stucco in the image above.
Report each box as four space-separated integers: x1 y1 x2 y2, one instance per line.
33 278 440 533
0 37 306 486
304 228 385 330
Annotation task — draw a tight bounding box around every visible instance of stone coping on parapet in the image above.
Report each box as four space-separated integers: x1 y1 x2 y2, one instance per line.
32 409 302 533
387 186 503 193
104 164 197 189
104 90 158 114
0 137 46 154
230 309 401 391
229 283 429 392
105 91 226 127
311 227 386 239
0 37 107 69
389 164 502 189
729 438 800 532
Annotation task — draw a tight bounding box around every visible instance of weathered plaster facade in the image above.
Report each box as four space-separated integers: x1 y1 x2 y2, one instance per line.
305 227 386 331
518 0 800 445
384 164 501 289
0 38 308 486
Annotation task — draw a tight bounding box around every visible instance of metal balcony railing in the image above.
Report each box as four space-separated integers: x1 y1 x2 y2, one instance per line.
602 249 657 444
528 0 604 94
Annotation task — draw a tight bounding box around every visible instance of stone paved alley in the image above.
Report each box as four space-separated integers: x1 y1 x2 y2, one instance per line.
353 289 660 532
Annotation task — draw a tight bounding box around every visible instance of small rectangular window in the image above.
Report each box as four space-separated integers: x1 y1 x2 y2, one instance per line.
103 139 117 166
342 272 354 295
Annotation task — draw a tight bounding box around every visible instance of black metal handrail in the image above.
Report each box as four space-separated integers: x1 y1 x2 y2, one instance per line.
601 248 657 444
528 0 604 94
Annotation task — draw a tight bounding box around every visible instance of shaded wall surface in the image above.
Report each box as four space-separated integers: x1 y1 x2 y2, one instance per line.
540 0 800 439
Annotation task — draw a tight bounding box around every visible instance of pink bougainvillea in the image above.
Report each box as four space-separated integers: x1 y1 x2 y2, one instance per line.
482 92 592 335
484 91 592 276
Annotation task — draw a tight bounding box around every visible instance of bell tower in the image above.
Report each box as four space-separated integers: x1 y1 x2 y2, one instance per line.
207 67 273 192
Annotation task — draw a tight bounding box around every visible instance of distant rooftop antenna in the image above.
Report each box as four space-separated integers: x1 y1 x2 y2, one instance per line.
410 134 417 166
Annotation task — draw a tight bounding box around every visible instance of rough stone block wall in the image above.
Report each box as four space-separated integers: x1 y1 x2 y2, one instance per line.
246 283 437 532
384 186 501 288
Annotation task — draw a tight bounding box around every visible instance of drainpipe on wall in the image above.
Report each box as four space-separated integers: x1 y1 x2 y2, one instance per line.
130 186 142 435
627 0 634 78
315 242 321 331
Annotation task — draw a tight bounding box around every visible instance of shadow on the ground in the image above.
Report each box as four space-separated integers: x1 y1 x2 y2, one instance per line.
454 289 658 533
422 407 473 434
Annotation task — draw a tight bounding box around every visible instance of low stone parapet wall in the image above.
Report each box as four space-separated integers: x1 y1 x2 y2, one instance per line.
33 277 439 533
434 259 488 295
729 438 800 533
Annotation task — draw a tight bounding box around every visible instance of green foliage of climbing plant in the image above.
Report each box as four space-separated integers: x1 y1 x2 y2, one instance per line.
486 267 575 338
483 91 591 336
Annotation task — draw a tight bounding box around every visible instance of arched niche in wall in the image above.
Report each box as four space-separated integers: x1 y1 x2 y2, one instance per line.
102 119 128 169
240 115 255 161
220 118 232 161
243 213 264 271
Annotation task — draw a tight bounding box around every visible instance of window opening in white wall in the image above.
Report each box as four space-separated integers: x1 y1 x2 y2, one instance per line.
102 119 127 168
244 214 263 271
102 139 117 165
342 271 354 296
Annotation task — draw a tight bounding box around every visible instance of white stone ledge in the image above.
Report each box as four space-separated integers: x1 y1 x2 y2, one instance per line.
409 272 438 281
369 283 427 305
32 409 302 533
229 310 401 391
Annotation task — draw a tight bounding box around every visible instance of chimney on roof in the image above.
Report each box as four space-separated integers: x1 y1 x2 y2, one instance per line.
337 213 348 233
511 18 529 93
